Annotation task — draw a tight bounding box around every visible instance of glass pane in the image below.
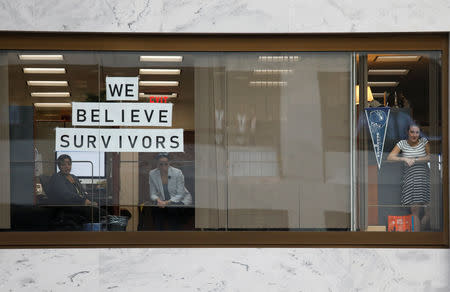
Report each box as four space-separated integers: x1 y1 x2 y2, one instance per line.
225 53 351 230
1 48 443 234
357 52 443 232
5 51 102 231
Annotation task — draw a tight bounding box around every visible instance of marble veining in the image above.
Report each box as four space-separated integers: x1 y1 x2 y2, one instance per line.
0 1 450 291
0 0 449 32
0 248 448 291
0 249 100 291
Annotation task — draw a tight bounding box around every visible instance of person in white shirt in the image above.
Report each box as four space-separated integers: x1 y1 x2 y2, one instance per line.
149 153 192 229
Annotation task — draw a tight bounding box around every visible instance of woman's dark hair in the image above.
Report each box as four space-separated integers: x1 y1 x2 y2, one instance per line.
57 154 72 169
156 152 169 160
407 122 421 132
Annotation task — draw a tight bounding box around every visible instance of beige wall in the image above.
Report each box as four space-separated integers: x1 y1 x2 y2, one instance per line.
119 152 139 231
173 102 194 131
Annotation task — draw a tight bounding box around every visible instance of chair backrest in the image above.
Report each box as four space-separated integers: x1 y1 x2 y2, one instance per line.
39 175 52 195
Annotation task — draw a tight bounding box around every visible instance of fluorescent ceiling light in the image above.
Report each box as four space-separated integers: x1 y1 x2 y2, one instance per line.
27 80 68 86
372 92 386 98
368 69 409 75
34 103 72 108
139 81 179 86
31 92 71 97
367 81 399 87
253 69 293 74
23 68 66 74
375 56 421 62
19 54 64 61
249 81 288 87
140 56 183 62
258 56 300 62
139 69 181 75
139 93 178 98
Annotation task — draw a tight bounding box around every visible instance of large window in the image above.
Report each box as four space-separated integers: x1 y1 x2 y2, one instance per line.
0 33 447 247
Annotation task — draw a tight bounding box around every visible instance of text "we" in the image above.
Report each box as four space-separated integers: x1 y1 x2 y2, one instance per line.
106 77 139 101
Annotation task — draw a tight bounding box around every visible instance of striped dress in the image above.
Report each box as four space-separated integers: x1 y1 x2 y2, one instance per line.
396 137 431 206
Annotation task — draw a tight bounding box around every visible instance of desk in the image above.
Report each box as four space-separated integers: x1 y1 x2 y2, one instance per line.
36 204 106 231
138 204 195 231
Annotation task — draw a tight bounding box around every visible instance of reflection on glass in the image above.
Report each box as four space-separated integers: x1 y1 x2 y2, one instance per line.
0 50 443 233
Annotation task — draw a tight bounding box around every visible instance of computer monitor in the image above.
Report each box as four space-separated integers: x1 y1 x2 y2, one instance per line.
55 151 105 178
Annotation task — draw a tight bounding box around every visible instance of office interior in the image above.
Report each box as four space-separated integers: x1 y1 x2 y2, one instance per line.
0 51 443 232
360 53 442 231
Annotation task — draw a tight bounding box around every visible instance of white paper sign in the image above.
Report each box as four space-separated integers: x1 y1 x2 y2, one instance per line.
55 128 183 152
72 102 172 127
106 77 138 101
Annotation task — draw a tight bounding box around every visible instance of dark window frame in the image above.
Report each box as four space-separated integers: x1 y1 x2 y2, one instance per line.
0 32 447 248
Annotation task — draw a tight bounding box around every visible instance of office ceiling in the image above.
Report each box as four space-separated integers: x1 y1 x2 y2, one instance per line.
8 51 194 110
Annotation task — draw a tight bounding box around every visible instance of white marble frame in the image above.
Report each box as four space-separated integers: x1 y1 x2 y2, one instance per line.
0 248 449 291
0 1 449 291
0 0 450 33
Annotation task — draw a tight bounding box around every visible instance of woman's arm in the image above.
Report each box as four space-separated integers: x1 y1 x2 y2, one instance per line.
48 174 86 205
415 142 431 163
73 175 97 206
387 145 416 166
387 145 404 162
149 173 159 202
168 171 186 204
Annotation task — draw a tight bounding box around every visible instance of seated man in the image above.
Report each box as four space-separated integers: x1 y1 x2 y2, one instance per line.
47 154 98 230
149 153 192 230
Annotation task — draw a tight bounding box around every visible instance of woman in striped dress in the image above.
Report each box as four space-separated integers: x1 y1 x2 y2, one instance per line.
387 123 431 231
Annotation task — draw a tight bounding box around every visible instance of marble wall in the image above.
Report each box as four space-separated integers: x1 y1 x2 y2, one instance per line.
0 0 449 291
0 0 449 33
0 248 449 291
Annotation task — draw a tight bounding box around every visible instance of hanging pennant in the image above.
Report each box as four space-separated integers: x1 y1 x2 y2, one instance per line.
365 107 390 169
